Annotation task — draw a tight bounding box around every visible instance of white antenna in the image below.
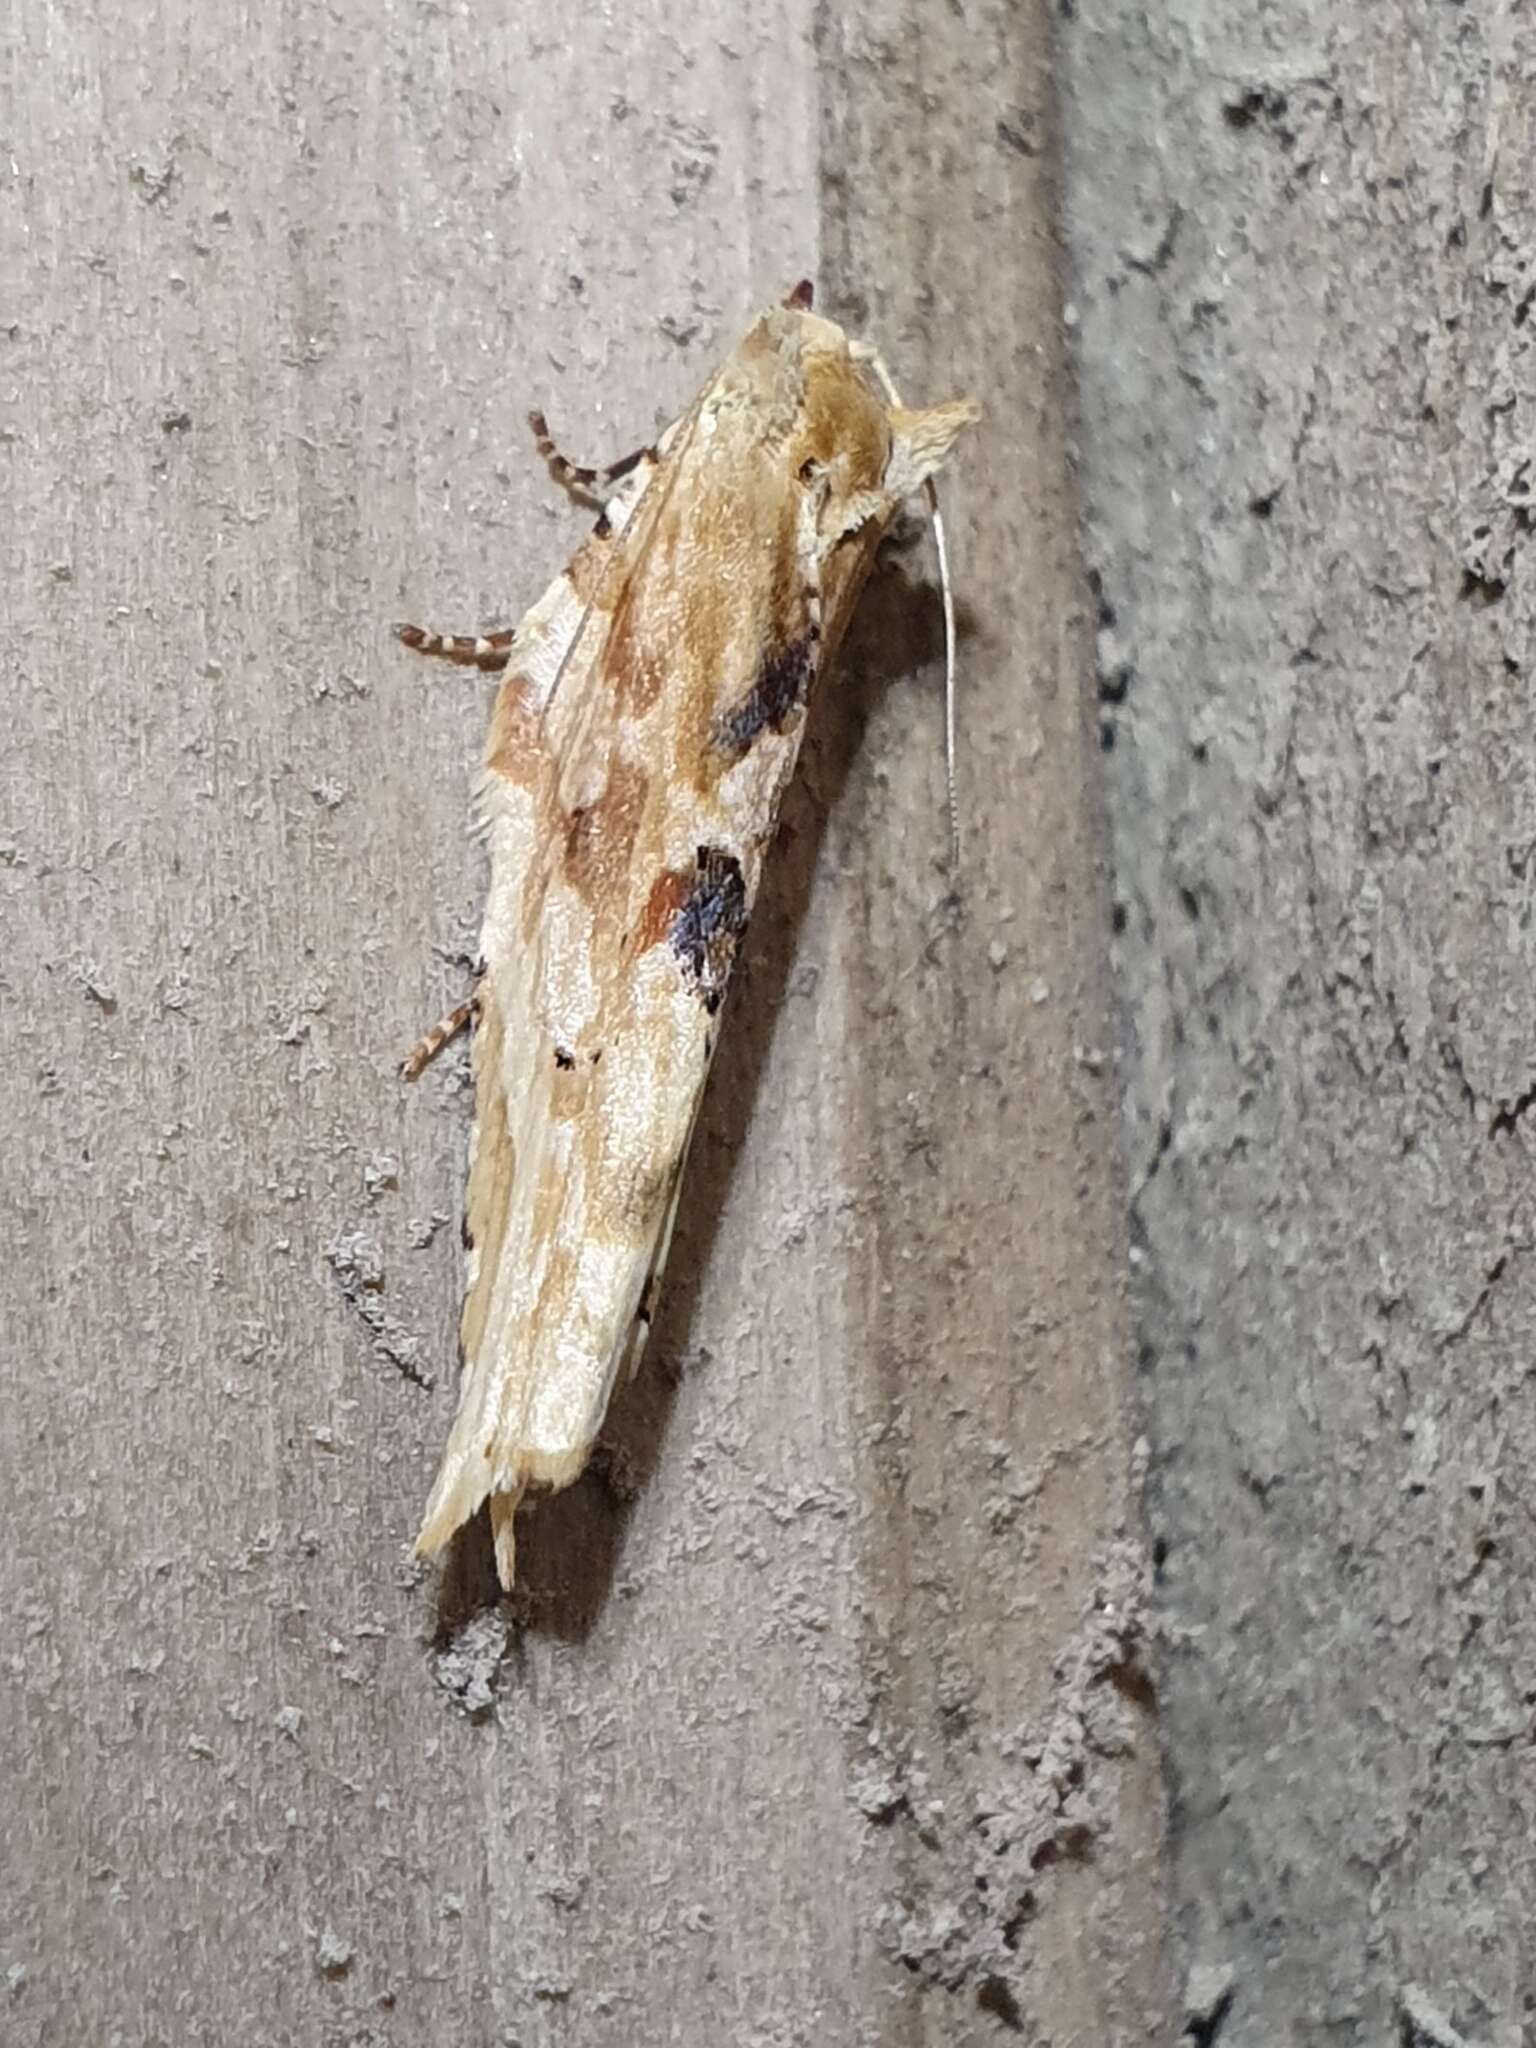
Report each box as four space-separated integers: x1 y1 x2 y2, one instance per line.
927 477 961 873
853 340 962 874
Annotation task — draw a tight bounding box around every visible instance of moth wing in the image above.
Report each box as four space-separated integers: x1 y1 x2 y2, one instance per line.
416 433 738 1583
414 304 974 1588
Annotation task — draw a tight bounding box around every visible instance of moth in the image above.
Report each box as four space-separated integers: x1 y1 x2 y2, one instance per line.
399 283 977 1588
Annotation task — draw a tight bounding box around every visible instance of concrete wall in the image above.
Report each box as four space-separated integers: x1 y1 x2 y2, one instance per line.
1060 3 1533 2041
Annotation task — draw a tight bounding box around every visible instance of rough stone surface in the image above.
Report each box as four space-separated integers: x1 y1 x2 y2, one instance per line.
1060 3 1533 2042
2 2 1171 2043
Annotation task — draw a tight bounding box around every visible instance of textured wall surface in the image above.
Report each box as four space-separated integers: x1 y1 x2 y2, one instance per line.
2 2 1171 2043
1060 3 1533 2042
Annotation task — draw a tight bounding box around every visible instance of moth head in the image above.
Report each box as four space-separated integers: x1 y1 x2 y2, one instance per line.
793 347 979 546
791 349 893 541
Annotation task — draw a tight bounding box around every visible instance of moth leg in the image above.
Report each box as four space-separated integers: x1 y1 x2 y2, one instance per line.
528 409 654 507
400 995 479 1081
394 621 514 673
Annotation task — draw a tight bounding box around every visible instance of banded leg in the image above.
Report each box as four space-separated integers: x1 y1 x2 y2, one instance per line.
400 996 478 1081
528 409 653 505
394 622 514 673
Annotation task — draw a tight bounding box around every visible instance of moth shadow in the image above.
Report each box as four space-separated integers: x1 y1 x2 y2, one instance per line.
434 551 957 1646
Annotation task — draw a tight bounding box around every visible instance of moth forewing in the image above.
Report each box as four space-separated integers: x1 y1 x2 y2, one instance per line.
407 297 978 1589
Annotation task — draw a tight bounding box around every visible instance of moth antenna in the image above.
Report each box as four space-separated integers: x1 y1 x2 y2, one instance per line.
852 340 963 871
927 478 962 874
850 337 899 404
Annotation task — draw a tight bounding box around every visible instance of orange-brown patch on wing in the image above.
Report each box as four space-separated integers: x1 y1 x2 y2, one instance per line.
658 459 802 791
633 848 748 1012
606 571 671 714
635 866 694 953
672 583 734 782
707 480 816 765
562 757 650 915
484 674 544 785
